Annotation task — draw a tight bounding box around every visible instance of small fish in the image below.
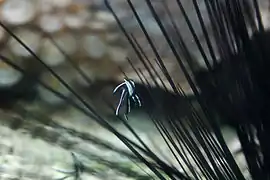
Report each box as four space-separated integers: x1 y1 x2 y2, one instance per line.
113 78 142 116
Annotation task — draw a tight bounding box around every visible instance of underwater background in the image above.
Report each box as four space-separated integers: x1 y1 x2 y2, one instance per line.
0 0 268 179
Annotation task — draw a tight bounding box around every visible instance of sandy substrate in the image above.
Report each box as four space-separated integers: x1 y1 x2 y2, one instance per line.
0 105 251 179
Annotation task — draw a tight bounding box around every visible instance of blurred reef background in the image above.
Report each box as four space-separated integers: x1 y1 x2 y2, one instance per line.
0 0 268 179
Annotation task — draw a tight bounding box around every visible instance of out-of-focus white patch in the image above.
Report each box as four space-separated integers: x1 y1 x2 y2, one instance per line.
0 68 22 87
87 21 107 30
95 11 116 24
221 126 242 153
83 35 107 59
39 13 64 33
261 11 270 29
64 9 91 29
0 49 23 87
258 0 270 29
1 0 36 25
40 38 66 66
8 29 41 57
